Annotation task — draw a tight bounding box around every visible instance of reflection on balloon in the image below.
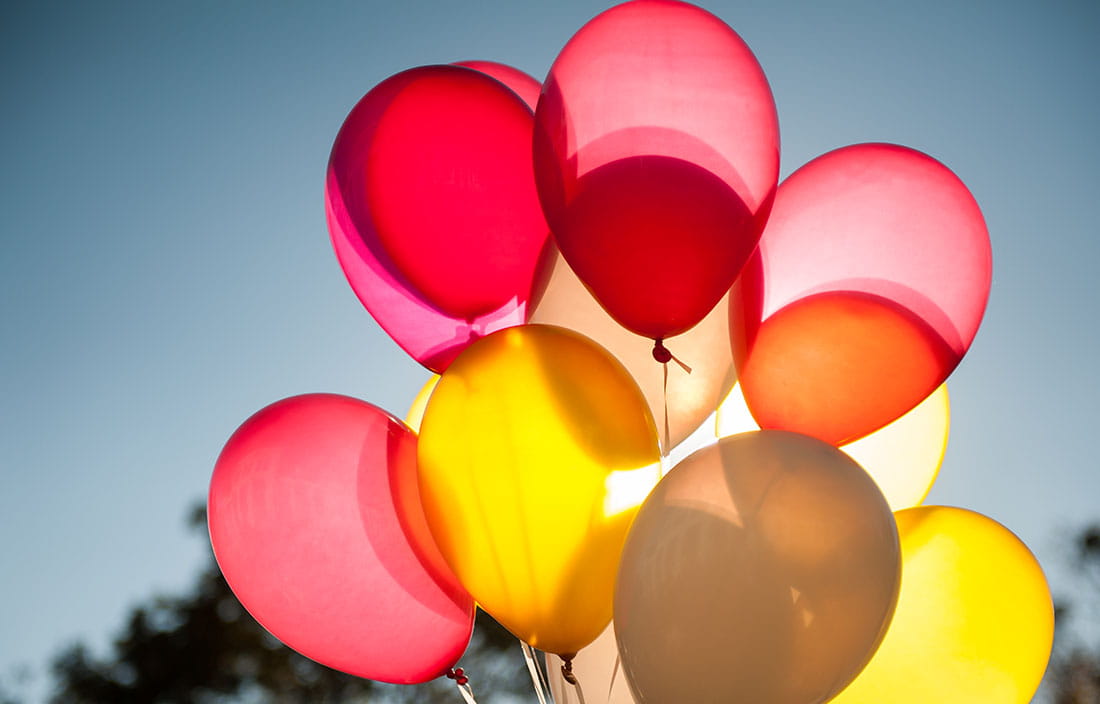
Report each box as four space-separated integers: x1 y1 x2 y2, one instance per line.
830 506 1054 704
615 431 899 704
417 324 661 656
530 246 736 452
717 383 950 511
208 394 474 683
535 0 778 340
326 64 547 371
732 143 990 444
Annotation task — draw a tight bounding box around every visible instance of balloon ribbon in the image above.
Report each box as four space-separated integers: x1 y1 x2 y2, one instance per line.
520 640 550 704
653 338 692 458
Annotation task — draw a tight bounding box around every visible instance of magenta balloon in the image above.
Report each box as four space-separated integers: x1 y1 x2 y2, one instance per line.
326 64 547 372
534 0 779 340
731 143 992 444
208 394 474 683
454 61 541 110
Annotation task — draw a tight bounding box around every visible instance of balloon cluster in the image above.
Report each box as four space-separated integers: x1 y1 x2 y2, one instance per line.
208 2 1054 703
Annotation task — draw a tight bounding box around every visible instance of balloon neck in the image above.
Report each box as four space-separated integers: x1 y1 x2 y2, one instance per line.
446 667 470 687
653 339 693 373
652 339 673 364
560 655 578 685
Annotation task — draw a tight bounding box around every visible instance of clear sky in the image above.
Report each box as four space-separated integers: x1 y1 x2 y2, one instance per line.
1 1 1098 702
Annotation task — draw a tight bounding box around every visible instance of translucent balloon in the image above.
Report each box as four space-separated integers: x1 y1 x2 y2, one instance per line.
417 325 661 656
717 382 950 511
530 245 736 452
326 64 547 371
731 143 990 445
534 0 779 340
615 431 900 704
208 394 474 683
454 60 541 109
830 506 1054 704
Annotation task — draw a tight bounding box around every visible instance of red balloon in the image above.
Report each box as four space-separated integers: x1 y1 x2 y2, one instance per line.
366 66 548 318
731 143 991 445
326 64 547 371
454 60 541 110
208 394 474 683
534 0 779 340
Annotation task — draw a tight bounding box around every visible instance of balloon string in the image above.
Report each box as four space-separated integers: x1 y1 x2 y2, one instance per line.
661 360 672 460
653 338 693 460
561 657 588 704
520 640 550 704
446 668 479 704
608 653 622 702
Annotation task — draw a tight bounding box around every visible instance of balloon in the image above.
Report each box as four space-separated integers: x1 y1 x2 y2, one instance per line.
454 60 541 109
731 143 991 445
326 63 547 371
716 383 950 511
614 431 900 704
417 324 661 656
530 245 736 452
208 394 474 683
830 506 1054 704
534 0 779 340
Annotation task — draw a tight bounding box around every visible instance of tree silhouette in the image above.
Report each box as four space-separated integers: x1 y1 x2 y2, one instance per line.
47 505 531 704
1045 525 1100 704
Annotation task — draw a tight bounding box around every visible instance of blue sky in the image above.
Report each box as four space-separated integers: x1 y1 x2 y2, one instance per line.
1 1 1098 701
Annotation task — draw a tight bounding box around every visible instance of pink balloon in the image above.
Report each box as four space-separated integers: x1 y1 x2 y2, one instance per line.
208 394 474 683
731 143 991 444
326 64 547 372
534 0 779 340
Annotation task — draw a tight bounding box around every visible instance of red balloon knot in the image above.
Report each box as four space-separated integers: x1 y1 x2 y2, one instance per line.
652 339 673 364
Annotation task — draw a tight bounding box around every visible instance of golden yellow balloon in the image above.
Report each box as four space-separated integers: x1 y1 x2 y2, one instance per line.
716 383 950 510
830 506 1054 704
417 324 661 656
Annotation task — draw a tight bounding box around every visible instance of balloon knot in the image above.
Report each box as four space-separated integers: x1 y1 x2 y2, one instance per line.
561 656 578 685
447 667 469 685
652 339 673 364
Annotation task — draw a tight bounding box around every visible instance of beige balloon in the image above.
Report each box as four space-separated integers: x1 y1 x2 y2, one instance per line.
614 431 900 704
529 246 736 452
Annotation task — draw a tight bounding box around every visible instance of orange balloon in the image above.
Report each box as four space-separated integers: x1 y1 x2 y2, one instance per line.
530 246 736 452
735 290 955 446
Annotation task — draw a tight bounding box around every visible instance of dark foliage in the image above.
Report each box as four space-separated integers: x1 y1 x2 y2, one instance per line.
1046 524 1100 704
47 506 531 704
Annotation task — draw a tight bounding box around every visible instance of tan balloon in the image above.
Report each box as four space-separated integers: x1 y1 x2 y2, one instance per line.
530 246 736 452
614 431 900 704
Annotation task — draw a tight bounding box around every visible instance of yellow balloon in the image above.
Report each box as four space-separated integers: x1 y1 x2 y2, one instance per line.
830 506 1054 704
417 324 661 656
716 383 950 510
404 374 439 432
